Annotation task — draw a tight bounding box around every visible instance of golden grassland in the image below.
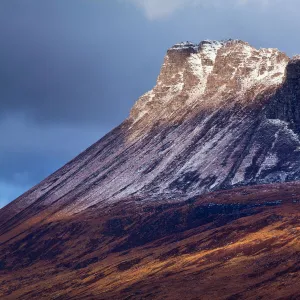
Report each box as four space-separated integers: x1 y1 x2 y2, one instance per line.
0 183 300 299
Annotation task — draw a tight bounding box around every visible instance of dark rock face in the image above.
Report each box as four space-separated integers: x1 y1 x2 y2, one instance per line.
266 57 300 134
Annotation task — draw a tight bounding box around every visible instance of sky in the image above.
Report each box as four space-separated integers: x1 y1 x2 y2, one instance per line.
1 0 300 208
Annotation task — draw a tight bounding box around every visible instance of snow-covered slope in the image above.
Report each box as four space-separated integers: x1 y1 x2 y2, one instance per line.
2 39 300 223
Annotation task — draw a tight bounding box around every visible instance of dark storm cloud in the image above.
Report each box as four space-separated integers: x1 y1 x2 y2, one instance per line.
0 0 163 126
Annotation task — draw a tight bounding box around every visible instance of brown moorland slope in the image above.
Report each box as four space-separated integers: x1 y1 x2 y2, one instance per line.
0 182 299 299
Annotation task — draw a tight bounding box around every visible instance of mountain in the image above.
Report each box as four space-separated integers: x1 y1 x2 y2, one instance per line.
0 40 300 299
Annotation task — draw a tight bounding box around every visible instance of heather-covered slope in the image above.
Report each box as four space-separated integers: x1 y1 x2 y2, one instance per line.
0 182 300 299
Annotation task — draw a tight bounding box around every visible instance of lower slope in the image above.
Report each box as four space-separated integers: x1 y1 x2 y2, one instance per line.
0 182 299 299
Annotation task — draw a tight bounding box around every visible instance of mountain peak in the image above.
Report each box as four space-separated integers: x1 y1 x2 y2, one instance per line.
1 39 299 219
169 39 247 53
129 40 289 137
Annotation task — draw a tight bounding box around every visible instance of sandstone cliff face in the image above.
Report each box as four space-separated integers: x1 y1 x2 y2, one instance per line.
129 40 288 133
1 40 300 223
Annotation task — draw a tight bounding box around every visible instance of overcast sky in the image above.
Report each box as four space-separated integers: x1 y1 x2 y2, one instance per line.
1 0 300 208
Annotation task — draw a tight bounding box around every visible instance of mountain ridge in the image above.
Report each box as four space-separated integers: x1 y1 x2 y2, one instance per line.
1 39 300 300
1 39 300 220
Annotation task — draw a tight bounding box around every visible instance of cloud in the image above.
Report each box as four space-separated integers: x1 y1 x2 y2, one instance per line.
0 0 154 128
127 0 191 19
127 0 274 20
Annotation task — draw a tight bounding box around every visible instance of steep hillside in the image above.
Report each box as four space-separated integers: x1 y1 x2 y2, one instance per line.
0 182 300 299
2 40 300 224
1 39 300 299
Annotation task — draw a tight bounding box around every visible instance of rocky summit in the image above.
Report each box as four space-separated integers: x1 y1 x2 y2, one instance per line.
1 40 300 300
